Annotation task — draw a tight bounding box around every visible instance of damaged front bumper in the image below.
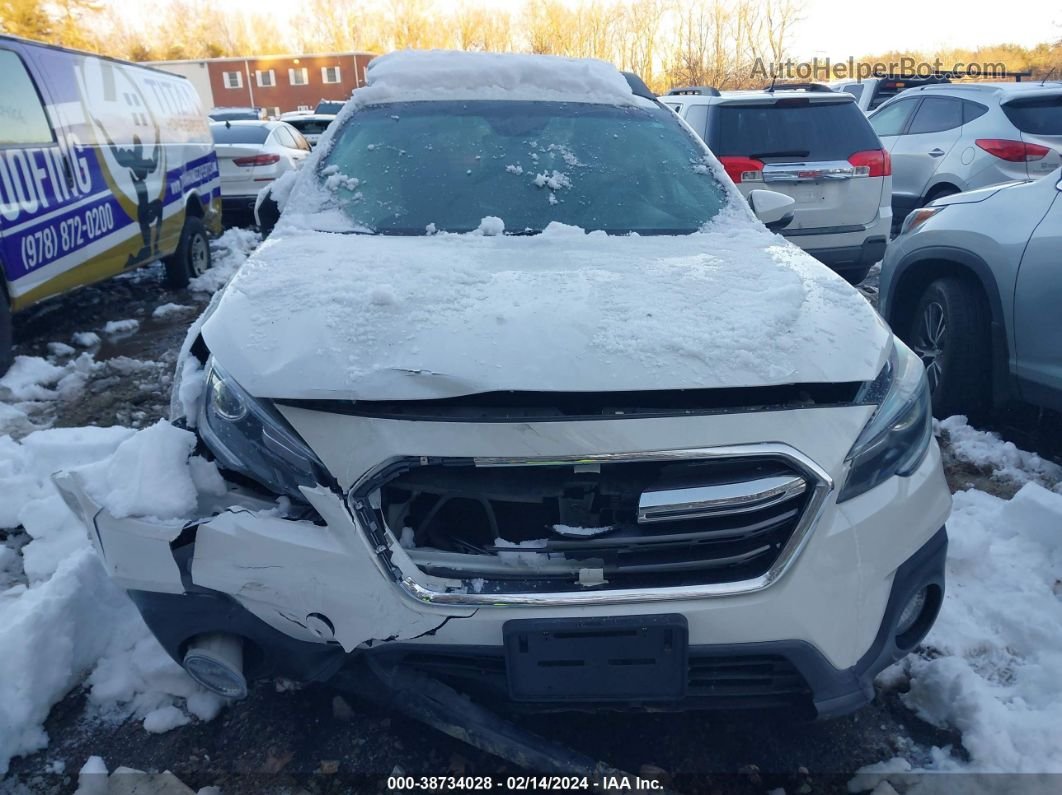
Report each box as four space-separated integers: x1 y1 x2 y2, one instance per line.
54 405 950 717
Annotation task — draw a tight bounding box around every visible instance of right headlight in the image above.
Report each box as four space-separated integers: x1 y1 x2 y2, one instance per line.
198 359 328 501
838 338 933 503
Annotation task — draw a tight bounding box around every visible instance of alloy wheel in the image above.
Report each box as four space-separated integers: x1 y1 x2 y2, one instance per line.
190 233 210 276
912 301 947 393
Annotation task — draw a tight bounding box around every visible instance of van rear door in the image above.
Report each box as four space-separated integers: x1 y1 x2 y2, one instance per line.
0 45 83 308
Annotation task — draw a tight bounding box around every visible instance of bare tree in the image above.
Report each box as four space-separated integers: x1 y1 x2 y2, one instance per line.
0 0 54 40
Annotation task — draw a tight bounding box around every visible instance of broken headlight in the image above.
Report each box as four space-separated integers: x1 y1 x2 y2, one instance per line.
198 360 327 501
838 339 933 502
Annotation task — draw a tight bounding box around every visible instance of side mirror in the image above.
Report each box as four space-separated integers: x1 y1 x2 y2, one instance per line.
748 189 796 232
254 185 280 238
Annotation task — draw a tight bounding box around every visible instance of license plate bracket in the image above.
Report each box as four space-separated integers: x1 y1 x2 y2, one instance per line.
503 614 688 702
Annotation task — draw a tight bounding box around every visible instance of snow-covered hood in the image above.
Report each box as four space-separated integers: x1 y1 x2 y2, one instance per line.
201 221 890 401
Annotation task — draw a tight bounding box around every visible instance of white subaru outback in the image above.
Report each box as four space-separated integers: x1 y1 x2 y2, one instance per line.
59 52 951 719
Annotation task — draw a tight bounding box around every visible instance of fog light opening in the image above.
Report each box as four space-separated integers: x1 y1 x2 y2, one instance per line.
183 633 248 699
895 584 942 650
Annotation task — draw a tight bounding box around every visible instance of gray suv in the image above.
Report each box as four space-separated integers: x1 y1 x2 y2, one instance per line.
870 83 1062 226
880 169 1062 419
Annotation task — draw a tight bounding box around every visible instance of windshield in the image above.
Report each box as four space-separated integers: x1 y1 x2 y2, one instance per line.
316 101 728 235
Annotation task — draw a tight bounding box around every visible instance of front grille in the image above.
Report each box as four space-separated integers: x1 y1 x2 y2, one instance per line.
369 452 822 593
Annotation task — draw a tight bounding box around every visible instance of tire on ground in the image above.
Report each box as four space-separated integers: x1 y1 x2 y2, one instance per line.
907 276 991 420
164 216 211 288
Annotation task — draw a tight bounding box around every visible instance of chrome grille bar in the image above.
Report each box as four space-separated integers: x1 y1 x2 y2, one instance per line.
637 475 807 524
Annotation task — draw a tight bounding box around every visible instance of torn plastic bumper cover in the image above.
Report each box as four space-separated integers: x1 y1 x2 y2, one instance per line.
53 465 945 717
53 471 475 658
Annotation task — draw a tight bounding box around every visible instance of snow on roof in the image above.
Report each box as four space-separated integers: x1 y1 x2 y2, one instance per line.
350 50 653 108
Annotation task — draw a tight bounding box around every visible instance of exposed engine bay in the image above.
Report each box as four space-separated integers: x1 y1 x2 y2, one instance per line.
373 456 814 592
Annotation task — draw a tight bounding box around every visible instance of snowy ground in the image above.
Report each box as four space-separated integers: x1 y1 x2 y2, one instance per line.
1 242 1061 794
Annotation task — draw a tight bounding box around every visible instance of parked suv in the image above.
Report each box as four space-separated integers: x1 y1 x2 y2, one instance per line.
869 82 1062 227
881 168 1062 419
58 52 950 720
664 86 892 284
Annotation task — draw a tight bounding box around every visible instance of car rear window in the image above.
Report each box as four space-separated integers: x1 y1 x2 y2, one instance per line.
316 101 344 114
210 124 271 144
713 100 880 161
288 118 332 135
1002 95 1062 135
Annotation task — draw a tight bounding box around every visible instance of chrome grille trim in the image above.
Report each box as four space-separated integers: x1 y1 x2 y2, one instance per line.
349 444 834 607
637 474 807 524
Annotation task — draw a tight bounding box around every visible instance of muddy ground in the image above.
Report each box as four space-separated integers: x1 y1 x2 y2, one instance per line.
2 252 1059 795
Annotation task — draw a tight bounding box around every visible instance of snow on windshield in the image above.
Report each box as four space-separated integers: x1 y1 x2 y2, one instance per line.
290 100 728 235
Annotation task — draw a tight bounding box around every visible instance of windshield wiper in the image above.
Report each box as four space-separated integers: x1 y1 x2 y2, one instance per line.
748 149 811 159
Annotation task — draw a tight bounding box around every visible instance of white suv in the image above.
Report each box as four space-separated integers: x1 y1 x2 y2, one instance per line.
663 86 892 284
58 52 951 719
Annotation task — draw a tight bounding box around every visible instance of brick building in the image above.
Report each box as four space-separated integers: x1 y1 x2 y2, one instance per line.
148 52 377 116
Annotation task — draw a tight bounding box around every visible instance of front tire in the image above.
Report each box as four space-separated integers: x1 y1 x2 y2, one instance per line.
163 216 211 288
906 277 991 419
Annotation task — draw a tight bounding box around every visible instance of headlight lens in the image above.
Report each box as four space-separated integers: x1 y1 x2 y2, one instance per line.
199 360 327 500
838 339 933 502
899 205 944 236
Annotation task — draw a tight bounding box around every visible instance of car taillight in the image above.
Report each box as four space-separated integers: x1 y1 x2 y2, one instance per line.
848 149 891 177
718 156 764 184
232 154 281 167
975 139 1050 162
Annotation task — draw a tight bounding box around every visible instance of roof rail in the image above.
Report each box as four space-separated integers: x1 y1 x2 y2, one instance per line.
763 82 834 93
666 86 720 96
621 71 657 101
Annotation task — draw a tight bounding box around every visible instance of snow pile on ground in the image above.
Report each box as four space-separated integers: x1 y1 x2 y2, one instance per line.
152 303 194 319
188 227 260 294
102 319 139 336
940 415 1062 492
0 353 101 436
351 49 653 108
852 445 1062 789
0 424 226 775
71 332 100 348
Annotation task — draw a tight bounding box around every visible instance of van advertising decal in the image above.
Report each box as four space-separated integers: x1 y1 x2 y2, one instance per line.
0 44 220 304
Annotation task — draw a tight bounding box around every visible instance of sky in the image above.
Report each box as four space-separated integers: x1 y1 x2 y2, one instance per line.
790 0 1061 58
122 0 1062 57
